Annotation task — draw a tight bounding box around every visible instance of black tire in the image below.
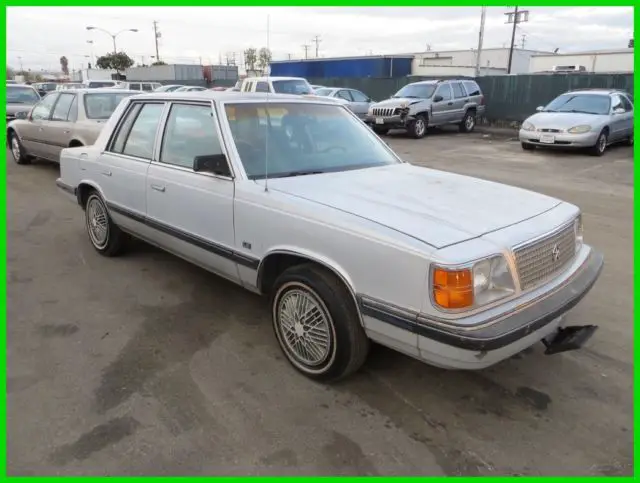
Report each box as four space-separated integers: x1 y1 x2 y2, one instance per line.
8 131 31 165
589 129 608 157
84 192 128 257
625 134 634 147
521 142 536 151
458 110 476 133
373 126 389 136
408 114 427 139
270 263 370 382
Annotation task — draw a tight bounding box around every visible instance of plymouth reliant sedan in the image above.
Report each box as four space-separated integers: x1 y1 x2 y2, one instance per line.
56 91 604 381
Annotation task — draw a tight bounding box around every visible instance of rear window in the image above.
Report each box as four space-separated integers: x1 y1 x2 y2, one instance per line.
7 85 40 103
84 92 136 119
88 81 117 88
463 81 481 96
272 79 312 95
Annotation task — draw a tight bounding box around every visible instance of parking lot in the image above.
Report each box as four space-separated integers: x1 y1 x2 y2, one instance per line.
7 129 633 476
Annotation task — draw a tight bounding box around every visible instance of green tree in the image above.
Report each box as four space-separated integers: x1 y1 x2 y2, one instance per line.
257 47 272 73
96 52 135 73
152 60 167 66
244 48 257 72
6 65 15 80
59 56 69 76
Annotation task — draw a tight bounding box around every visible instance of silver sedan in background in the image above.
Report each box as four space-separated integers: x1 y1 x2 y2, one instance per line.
314 87 373 118
519 88 634 156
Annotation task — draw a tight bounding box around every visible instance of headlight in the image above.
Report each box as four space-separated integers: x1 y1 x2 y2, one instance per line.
574 214 583 252
568 125 591 134
522 121 535 131
431 255 516 311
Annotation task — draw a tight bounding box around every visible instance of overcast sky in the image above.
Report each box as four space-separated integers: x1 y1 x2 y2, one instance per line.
7 6 634 72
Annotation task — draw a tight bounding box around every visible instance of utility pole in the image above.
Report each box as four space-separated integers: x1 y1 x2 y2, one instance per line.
302 44 310 59
287 53 292 60
312 35 322 58
153 21 161 61
505 7 529 74
474 6 486 77
520 33 527 49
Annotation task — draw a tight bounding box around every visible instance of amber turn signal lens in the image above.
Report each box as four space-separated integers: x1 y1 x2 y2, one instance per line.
433 268 474 309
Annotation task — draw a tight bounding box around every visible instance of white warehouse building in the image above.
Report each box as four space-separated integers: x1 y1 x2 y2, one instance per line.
410 47 552 76
529 49 634 73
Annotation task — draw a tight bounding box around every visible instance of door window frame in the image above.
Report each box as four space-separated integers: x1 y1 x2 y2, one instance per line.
50 93 77 122
31 92 60 121
434 84 453 102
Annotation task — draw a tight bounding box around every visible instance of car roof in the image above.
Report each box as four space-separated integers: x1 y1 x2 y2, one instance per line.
55 88 141 94
243 76 307 82
127 91 340 104
566 88 627 96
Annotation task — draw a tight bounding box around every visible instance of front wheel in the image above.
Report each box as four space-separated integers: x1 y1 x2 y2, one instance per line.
589 130 608 157
521 142 536 151
84 192 128 257
270 264 370 382
373 126 389 136
408 114 427 139
9 132 31 165
625 134 634 146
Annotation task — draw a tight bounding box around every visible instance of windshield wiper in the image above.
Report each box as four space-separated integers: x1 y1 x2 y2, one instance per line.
278 170 325 178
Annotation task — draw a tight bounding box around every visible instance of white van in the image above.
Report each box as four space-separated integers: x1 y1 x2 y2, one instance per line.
240 76 314 95
118 81 162 92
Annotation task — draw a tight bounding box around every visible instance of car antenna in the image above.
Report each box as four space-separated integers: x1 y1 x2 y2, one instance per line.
264 13 271 192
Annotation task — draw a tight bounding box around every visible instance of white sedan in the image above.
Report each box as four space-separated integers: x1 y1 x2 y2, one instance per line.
56 91 603 381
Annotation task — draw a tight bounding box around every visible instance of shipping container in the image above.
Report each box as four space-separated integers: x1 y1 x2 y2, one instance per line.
270 56 414 79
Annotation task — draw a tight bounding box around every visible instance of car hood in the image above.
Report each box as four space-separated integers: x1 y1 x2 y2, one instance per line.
525 111 609 130
6 103 35 115
268 163 562 249
374 97 427 108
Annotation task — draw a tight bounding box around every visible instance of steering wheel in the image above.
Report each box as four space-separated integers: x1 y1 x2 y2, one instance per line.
318 145 347 154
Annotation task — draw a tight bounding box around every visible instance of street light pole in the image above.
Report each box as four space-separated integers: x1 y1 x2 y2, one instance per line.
85 26 138 54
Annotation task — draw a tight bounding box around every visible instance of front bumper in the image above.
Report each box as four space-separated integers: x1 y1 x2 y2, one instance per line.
519 129 599 148
364 112 413 130
360 246 604 370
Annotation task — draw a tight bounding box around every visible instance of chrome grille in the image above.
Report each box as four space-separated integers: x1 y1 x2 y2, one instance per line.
372 107 398 117
514 222 577 291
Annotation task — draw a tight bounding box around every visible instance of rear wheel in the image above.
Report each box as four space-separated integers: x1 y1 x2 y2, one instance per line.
408 114 427 139
625 134 634 146
84 192 128 257
521 142 536 151
270 263 370 382
589 130 608 157
9 132 31 165
459 110 476 133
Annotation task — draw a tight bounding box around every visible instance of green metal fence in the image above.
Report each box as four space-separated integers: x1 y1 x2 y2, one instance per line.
308 73 634 123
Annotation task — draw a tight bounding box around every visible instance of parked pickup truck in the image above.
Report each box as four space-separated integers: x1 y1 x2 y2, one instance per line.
56 91 603 382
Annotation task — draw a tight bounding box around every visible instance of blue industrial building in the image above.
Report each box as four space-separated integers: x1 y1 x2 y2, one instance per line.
269 55 414 79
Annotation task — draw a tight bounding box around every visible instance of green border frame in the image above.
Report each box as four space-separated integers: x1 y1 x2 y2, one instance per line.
1 2 636 479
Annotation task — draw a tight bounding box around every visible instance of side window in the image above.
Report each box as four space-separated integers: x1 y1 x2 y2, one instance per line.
31 93 59 120
349 90 369 102
142 83 153 92
463 81 481 96
111 103 164 159
130 83 141 91
620 95 633 112
336 90 353 101
255 82 269 93
611 94 625 112
435 84 452 102
67 95 78 122
160 103 228 174
452 82 466 99
51 93 76 121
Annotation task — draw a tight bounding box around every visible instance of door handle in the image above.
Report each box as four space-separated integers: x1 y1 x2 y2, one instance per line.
151 184 166 192
38 127 44 131
63 129 70 134
447 102 454 106
101 170 112 177
79 152 88 158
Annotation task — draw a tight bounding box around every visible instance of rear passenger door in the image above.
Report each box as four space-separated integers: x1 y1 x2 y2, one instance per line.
431 83 454 125
450 82 469 123
95 101 165 233
145 102 239 281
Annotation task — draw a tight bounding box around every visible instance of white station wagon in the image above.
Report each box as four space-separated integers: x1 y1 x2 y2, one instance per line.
56 91 604 381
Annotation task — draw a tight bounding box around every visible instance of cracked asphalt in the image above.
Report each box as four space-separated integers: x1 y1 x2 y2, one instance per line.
7 129 633 476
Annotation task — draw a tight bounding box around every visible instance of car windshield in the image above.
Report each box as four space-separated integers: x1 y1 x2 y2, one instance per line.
84 92 135 119
272 80 312 95
543 94 611 115
393 83 436 99
314 88 334 96
7 85 40 103
224 102 400 180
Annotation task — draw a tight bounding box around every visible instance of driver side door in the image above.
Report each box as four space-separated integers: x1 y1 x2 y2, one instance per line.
431 84 454 126
20 92 59 158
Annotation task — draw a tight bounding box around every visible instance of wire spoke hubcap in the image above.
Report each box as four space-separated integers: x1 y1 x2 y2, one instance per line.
87 198 109 248
277 288 331 367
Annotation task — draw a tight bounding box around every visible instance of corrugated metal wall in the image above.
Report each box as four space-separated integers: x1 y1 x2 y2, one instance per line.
270 57 413 78
307 73 634 122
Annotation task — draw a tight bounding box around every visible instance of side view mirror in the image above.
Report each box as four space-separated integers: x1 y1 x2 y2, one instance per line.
193 154 231 177
613 107 625 115
433 95 443 103
535 106 544 112
14 111 29 120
